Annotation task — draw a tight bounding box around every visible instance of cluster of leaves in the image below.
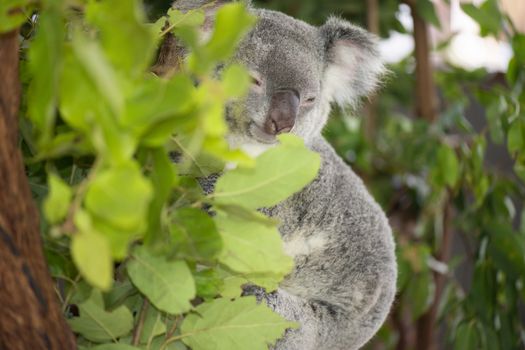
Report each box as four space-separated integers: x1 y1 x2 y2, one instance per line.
323 0 525 349
4 1 321 349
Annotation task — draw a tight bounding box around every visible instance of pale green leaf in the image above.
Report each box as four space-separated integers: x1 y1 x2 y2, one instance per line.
85 161 153 232
188 3 256 74
215 213 293 276
68 290 133 342
180 297 298 350
222 64 251 98
86 0 157 76
43 173 72 224
123 74 195 136
71 31 124 117
0 0 28 33
26 2 63 145
71 229 113 291
214 134 320 209
127 246 195 314
167 8 205 29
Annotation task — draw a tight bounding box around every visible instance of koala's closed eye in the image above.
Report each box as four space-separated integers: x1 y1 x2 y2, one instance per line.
249 72 264 91
304 96 316 104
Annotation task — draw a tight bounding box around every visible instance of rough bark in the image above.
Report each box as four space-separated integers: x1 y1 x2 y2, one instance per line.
0 29 76 350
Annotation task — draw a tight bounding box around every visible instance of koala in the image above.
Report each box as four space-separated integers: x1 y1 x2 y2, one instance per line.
157 1 397 349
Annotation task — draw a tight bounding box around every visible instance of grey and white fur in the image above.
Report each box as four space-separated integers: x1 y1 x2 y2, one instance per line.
157 1 397 349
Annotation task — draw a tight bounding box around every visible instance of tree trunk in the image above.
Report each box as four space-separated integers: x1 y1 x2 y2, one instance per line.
408 0 438 122
0 29 76 350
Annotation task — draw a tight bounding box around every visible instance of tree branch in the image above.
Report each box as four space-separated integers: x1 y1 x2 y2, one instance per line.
0 29 76 349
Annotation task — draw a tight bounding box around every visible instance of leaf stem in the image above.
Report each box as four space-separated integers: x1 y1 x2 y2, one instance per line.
132 298 150 346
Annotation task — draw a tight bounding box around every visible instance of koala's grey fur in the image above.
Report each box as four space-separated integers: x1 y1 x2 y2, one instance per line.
160 1 397 349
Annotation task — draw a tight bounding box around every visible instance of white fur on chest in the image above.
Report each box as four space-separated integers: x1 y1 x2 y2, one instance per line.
283 233 326 257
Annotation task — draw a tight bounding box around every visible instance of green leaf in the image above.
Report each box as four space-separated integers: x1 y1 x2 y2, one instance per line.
70 30 124 118
416 0 440 29
167 8 205 29
85 161 153 232
195 269 223 300
180 297 298 350
430 144 459 188
68 290 134 342
171 207 223 261
188 3 256 74
404 271 435 319
222 64 251 98
127 246 195 314
123 74 195 136
145 148 178 244
139 306 166 344
507 119 525 154
214 134 320 209
512 34 525 64
92 345 141 350
71 228 113 291
454 321 480 350
487 222 525 278
218 269 282 298
461 1 502 37
514 160 525 182
86 0 157 77
215 213 293 277
59 39 135 163
0 0 29 33
104 280 137 310
43 173 72 224
27 1 63 145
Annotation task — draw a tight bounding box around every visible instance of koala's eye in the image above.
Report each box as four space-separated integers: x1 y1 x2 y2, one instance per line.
251 76 262 87
304 96 316 104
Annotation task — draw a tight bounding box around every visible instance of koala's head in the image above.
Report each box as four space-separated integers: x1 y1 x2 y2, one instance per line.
160 0 385 152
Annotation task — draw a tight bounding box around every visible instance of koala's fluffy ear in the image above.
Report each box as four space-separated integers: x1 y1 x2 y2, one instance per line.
320 17 385 107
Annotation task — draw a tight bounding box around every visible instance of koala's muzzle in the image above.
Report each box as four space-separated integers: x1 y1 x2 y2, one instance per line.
263 89 299 135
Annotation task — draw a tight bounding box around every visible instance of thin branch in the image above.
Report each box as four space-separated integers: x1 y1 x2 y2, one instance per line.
132 299 150 346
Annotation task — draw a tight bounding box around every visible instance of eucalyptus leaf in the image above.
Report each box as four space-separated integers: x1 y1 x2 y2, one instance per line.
68 290 133 342
71 212 113 291
85 161 153 232
215 213 293 277
43 173 72 224
180 297 298 350
127 246 195 314
214 134 320 209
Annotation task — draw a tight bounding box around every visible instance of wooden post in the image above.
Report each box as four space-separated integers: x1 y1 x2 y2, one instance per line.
0 29 76 350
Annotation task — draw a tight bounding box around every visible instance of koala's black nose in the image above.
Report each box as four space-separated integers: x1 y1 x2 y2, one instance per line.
264 89 300 135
